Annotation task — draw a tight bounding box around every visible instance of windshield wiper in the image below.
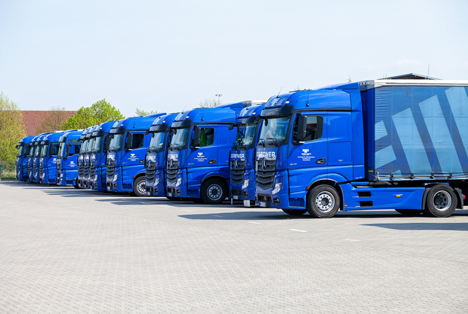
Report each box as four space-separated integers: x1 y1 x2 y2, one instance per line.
266 137 279 147
258 139 266 147
170 144 183 151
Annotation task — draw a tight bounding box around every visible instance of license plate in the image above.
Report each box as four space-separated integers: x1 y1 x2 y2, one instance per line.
168 192 173 197
260 202 266 207
233 195 239 200
243 200 250 207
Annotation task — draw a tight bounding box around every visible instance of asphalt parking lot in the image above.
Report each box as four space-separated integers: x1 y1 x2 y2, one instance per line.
1 180 467 313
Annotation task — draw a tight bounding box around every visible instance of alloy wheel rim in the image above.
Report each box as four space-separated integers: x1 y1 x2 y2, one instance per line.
315 191 335 212
433 190 451 211
208 184 223 200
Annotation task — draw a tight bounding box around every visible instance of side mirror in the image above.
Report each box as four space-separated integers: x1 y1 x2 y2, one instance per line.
191 127 200 149
228 124 234 131
126 133 133 150
104 136 110 153
65 144 71 159
296 113 307 142
264 118 268 126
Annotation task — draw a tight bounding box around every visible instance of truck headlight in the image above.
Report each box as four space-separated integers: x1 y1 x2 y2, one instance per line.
272 183 282 194
113 174 118 181
154 177 160 186
176 177 182 186
242 179 249 189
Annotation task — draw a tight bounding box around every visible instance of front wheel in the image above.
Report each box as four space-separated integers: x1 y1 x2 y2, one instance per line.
201 179 227 204
282 209 307 216
131 176 147 197
307 185 340 218
423 185 456 217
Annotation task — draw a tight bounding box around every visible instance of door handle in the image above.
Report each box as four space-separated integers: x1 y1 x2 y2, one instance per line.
316 158 326 164
208 160 216 164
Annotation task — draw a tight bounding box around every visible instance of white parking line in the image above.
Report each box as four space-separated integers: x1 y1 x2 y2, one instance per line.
248 221 260 224
290 229 307 233
344 238 360 242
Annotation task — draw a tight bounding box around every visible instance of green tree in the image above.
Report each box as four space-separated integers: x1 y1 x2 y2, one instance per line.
135 108 158 116
62 99 125 129
199 98 222 108
0 93 26 172
36 106 69 133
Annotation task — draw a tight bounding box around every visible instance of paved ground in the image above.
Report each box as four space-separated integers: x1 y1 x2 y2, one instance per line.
1 180 467 313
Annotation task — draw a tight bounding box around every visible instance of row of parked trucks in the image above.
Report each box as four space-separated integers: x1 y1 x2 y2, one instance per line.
15 79 468 218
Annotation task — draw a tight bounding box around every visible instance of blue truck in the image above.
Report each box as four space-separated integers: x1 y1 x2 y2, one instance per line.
89 121 115 191
145 113 179 197
106 114 164 196
56 130 83 186
31 133 50 183
166 102 254 204
229 103 266 205
254 79 468 218
16 136 35 181
39 132 66 184
27 135 40 182
77 127 94 188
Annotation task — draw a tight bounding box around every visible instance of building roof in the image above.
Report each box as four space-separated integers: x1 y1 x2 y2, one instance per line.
382 73 441 80
22 110 77 136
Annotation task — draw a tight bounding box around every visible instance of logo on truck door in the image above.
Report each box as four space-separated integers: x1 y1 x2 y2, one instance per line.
298 149 314 162
195 152 207 162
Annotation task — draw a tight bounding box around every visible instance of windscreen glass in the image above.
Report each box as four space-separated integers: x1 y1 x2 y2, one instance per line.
108 134 124 152
93 136 103 152
169 128 189 151
34 145 41 157
234 124 256 148
149 132 165 152
80 140 88 153
57 143 65 159
258 117 291 146
40 145 48 157
86 138 95 153
17 146 24 157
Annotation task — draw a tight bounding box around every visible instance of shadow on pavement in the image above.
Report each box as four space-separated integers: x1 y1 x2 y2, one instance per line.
363 222 468 231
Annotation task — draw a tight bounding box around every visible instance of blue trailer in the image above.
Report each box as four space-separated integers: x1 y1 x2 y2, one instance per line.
39 132 66 184
145 113 179 197
56 131 83 186
166 102 253 204
16 136 35 181
229 103 266 205
106 114 165 196
89 121 115 191
255 79 468 217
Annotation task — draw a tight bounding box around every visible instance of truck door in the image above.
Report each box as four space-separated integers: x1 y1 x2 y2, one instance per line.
122 131 146 167
327 111 353 179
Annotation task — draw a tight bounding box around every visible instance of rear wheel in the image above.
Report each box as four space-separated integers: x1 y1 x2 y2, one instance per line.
201 179 227 204
395 209 422 216
131 176 147 197
282 209 307 216
307 185 340 218
423 185 456 217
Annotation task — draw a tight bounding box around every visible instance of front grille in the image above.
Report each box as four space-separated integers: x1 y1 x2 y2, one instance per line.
78 159 84 177
166 160 178 184
84 160 90 178
255 159 276 190
146 161 156 182
106 159 115 179
230 160 245 186
33 164 38 178
90 161 96 179
39 161 44 178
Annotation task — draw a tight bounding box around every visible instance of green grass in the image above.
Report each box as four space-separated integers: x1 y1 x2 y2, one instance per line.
1 171 17 180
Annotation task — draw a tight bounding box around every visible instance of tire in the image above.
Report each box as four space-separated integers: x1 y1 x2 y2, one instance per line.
201 179 227 204
423 185 456 217
395 209 422 216
74 180 80 189
306 184 340 218
131 176 147 197
282 209 307 216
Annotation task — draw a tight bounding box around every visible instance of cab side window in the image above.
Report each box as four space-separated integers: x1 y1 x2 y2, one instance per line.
293 116 323 142
130 134 144 149
199 128 214 147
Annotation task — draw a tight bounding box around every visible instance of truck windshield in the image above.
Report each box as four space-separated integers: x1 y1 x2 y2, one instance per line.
34 145 41 157
234 124 256 149
80 140 88 153
169 128 189 151
57 143 65 159
93 136 103 153
17 145 24 157
40 145 48 157
24 146 31 157
86 138 95 153
108 134 124 152
149 132 165 153
258 116 291 147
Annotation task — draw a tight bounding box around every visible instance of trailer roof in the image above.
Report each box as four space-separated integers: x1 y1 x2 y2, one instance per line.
359 79 468 91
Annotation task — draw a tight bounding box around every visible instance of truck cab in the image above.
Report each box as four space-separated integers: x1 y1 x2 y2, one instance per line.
145 113 178 197
77 127 93 188
27 136 40 182
89 121 115 191
56 131 83 186
166 102 252 204
16 136 34 181
229 103 266 205
106 114 165 196
39 132 65 184
31 133 50 183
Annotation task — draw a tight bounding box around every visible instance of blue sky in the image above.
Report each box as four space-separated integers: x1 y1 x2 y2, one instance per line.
1 0 467 117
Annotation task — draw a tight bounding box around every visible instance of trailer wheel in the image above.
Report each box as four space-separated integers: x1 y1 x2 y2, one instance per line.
201 179 227 204
423 185 456 217
131 176 147 197
394 209 422 216
282 209 307 216
307 184 340 218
